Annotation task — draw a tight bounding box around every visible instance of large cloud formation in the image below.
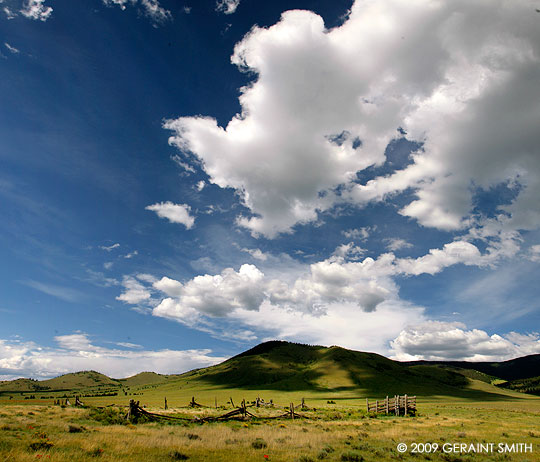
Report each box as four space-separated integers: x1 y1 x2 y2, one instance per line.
116 236 526 355
391 321 540 361
0 333 225 380
165 0 540 238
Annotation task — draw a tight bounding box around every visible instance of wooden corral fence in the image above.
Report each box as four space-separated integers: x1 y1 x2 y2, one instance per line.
366 395 416 416
53 396 84 406
125 398 308 424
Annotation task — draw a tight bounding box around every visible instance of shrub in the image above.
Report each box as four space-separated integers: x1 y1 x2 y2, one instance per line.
89 407 125 425
341 451 364 462
299 456 315 462
29 441 54 451
317 447 335 460
186 433 200 440
169 451 189 460
68 424 85 433
252 438 268 449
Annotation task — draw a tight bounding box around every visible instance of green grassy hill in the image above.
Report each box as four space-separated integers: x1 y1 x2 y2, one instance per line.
165 341 519 399
41 370 119 390
0 378 49 392
0 371 120 393
118 371 173 386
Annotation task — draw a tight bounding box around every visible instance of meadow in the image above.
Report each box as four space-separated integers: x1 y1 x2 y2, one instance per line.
1 392 539 462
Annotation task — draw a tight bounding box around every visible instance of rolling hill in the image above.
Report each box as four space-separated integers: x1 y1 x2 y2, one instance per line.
496 375 540 395
160 341 538 399
1 341 538 400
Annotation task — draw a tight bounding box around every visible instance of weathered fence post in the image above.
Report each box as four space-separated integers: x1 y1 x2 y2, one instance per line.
164 397 168 410
230 397 235 408
290 403 295 420
366 398 369 412
404 395 408 416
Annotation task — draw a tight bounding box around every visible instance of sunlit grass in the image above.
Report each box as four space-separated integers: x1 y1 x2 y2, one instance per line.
1 398 539 461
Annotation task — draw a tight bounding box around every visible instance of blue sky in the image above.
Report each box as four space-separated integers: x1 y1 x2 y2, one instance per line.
1 0 540 379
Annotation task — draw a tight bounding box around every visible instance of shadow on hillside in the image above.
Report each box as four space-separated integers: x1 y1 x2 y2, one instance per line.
189 342 533 401
195 358 329 392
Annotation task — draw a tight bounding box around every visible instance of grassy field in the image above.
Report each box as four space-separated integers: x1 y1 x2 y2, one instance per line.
1 392 539 462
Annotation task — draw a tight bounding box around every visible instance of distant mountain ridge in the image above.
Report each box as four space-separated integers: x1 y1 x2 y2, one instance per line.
402 354 540 381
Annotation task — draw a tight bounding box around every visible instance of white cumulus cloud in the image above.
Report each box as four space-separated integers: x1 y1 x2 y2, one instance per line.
20 0 52 21
146 201 195 229
165 0 540 240
391 321 540 361
116 276 152 304
0 333 225 380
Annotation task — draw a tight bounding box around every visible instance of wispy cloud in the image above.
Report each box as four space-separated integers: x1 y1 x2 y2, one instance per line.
21 280 84 302
102 0 171 25
240 247 269 261
384 238 413 252
3 6 17 20
342 227 371 240
4 43 19 54
171 154 196 173
116 341 143 349
84 270 119 288
527 244 540 262
100 243 120 252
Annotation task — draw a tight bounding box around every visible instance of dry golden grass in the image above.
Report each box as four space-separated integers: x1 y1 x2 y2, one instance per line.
1 401 539 461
